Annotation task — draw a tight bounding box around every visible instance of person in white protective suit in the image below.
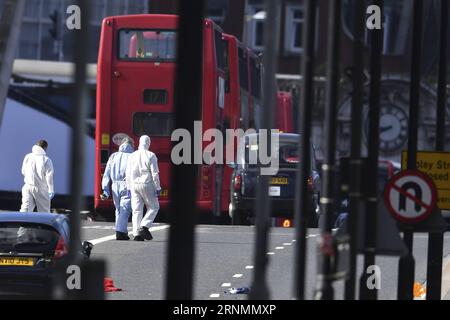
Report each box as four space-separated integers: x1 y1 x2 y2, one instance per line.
126 135 161 241
20 140 54 212
101 137 134 240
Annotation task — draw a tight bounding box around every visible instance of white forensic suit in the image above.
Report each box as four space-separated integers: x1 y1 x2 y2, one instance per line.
126 135 161 236
101 141 134 233
20 145 54 212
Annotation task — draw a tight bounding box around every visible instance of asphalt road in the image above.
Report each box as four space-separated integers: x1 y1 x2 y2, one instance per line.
81 221 450 300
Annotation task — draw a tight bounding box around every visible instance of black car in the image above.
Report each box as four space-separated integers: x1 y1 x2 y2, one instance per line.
0 212 93 298
228 133 321 226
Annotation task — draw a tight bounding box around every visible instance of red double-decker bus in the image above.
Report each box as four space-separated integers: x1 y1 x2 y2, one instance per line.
95 14 262 220
275 91 294 133
221 33 263 214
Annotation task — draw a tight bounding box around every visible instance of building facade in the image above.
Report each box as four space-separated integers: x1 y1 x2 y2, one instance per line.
3 0 449 162
0 0 149 63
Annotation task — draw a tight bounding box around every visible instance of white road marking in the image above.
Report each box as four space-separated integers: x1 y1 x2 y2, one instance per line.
221 283 231 287
88 225 169 245
283 242 292 246
232 274 243 278
83 226 116 230
209 293 220 298
266 252 275 255
292 240 296 242
245 265 254 269
275 246 284 250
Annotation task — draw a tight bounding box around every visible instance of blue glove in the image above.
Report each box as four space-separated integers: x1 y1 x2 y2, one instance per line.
100 190 109 200
155 189 161 197
49 192 55 200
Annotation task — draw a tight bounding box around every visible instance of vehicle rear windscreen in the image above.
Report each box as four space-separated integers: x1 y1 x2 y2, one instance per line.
133 112 173 136
244 138 300 166
0 222 59 254
119 29 177 61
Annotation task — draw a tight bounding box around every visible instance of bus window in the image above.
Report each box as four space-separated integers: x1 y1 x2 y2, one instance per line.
250 57 262 129
133 112 173 136
250 58 262 100
215 30 228 72
119 30 177 61
238 47 248 91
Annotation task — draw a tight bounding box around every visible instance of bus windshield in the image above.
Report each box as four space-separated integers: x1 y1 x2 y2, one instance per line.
119 29 177 61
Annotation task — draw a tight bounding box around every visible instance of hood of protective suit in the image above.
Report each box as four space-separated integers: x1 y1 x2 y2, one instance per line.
119 141 134 153
32 145 46 155
138 135 151 150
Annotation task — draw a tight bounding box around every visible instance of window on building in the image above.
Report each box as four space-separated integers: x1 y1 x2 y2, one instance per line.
90 0 106 24
19 22 40 59
284 5 304 54
342 0 410 56
15 0 149 63
207 0 228 27
245 1 265 51
208 8 225 26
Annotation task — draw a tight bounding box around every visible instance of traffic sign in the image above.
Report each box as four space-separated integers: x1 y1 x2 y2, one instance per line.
384 170 437 224
402 151 450 209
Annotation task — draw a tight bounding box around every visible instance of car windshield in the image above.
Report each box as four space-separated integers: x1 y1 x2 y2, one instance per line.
0 222 59 253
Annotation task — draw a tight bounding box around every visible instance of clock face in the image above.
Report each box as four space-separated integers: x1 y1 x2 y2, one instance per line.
377 104 409 152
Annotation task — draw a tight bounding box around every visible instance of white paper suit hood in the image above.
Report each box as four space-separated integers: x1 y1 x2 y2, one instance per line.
32 145 46 155
118 141 134 153
139 135 151 150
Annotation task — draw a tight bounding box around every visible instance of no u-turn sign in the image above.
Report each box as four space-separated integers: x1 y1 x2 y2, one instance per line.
384 170 437 224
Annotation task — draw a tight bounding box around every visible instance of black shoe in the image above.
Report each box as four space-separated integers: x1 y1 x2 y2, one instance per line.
133 235 144 241
138 226 153 240
116 231 130 241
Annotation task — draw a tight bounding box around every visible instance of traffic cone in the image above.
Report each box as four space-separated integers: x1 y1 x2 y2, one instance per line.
104 277 122 292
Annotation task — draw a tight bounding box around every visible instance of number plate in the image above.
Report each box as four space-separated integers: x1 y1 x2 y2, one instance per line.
0 257 34 267
269 186 281 197
271 177 288 185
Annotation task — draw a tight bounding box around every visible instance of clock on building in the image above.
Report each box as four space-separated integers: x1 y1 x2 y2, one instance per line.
365 104 409 153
